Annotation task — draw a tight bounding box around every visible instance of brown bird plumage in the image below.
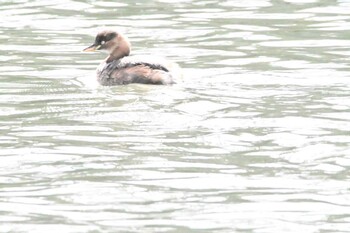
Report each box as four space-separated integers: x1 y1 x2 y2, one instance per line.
83 29 180 86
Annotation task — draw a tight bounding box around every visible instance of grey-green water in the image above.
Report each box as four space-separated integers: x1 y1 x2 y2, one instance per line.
1 0 350 232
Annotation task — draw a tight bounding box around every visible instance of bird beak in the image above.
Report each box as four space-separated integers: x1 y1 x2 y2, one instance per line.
83 44 101 52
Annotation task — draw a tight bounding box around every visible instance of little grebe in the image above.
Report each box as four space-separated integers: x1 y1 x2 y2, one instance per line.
83 29 180 85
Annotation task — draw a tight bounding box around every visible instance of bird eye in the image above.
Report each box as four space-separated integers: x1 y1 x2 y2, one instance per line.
101 40 106 45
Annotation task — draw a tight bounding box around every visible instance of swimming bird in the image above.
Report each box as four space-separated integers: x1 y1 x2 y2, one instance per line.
83 29 180 85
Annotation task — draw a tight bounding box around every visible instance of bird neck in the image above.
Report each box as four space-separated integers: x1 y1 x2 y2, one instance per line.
106 36 131 63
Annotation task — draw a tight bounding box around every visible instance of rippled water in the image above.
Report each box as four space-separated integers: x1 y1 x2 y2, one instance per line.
1 0 350 232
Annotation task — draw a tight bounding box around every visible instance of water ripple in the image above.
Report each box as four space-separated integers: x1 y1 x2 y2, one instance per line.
1 0 350 232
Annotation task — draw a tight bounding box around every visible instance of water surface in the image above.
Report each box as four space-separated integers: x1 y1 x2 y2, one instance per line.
1 0 350 232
